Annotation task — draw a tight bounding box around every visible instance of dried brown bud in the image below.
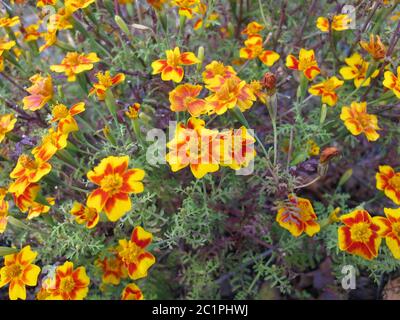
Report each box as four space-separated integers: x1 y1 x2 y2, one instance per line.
262 72 276 91
319 147 340 164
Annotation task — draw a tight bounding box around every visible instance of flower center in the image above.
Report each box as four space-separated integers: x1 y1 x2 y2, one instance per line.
119 242 142 264
101 175 123 194
324 79 336 91
20 155 37 170
96 72 113 87
6 264 22 278
350 222 372 242
357 113 372 129
65 52 80 66
52 104 69 120
60 276 76 293
299 56 316 71
389 175 400 190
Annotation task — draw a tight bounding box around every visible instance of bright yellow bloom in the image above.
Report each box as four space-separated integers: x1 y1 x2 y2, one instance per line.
0 114 17 143
239 35 280 66
70 202 99 229
125 103 141 119
22 74 53 111
37 0 56 6
376 165 400 205
241 21 264 36
87 156 145 222
249 80 267 104
151 47 199 83
32 128 68 162
339 53 379 88
22 24 41 42
383 66 400 99
27 197 55 220
65 0 96 13
340 101 380 141
51 102 86 134
360 34 386 60
0 246 41 300
286 48 320 80
308 76 344 106
47 7 74 32
169 84 208 116
0 55 4 72
172 0 200 19
89 71 125 100
316 14 351 32
0 191 9 233
121 283 144 300
307 139 320 156
374 208 400 259
96 252 127 285
0 36 16 55
202 61 236 87
50 52 100 82
0 16 20 28
39 31 57 52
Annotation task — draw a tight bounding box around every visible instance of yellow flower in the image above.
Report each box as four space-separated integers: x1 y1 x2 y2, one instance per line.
340 101 380 141
22 74 54 111
374 208 400 259
383 66 400 99
0 192 9 233
172 0 200 19
0 114 17 143
0 36 16 55
360 34 386 60
89 71 125 100
308 76 344 106
239 35 280 66
70 202 99 229
316 14 352 32
339 53 379 88
121 283 144 300
27 197 55 220
22 23 41 42
125 103 141 119
241 21 264 36
307 140 320 156
0 16 20 28
202 60 236 87
286 48 320 80
376 165 400 205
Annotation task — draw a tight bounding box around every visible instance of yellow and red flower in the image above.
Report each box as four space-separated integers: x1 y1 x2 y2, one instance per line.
22 74 53 111
360 34 386 60
22 23 41 42
338 209 382 260
27 197 55 220
117 226 156 280
50 52 100 82
151 47 199 83
86 156 145 222
169 84 208 116
32 128 68 162
316 14 352 32
0 36 16 55
39 31 57 52
37 0 56 6
121 283 144 300
147 0 167 10
241 21 264 36
96 253 127 285
65 0 96 12
89 71 125 100
0 114 17 143
374 208 400 259
340 101 380 142
383 66 400 99
0 16 20 28
171 0 200 19
51 102 86 134
339 53 379 88
125 103 141 120
0 190 9 233
286 49 320 80
202 61 236 87
239 35 280 66
249 80 268 104
276 195 320 237
12 183 40 213
0 246 41 300
308 76 344 106
70 202 100 229
376 165 400 205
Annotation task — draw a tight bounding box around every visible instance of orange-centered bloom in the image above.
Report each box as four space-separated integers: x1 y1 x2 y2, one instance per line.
117 226 156 280
338 209 382 260
241 21 264 36
70 202 99 229
22 24 41 42
316 14 352 32
374 208 400 259
383 67 400 99
169 84 208 116
89 71 125 100
125 103 141 119
172 0 200 19
46 261 90 300
121 283 144 300
151 47 199 83
340 101 380 142
0 114 17 143
0 16 20 28
202 61 236 87
51 102 86 134
0 246 41 300
339 53 379 88
376 165 400 205
286 49 320 80
276 195 320 237
9 154 52 195
239 35 280 66
50 52 100 82
86 156 145 222
22 74 53 111
32 128 68 162
308 76 344 106
360 34 386 60
96 253 127 285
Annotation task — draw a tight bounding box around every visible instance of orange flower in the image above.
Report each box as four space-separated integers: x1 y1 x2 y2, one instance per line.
340 101 380 141
308 76 344 106
0 246 41 300
22 74 53 111
383 66 400 99
360 34 386 60
37 0 57 6
339 53 379 88
376 165 400 205
46 261 90 300
86 156 145 222
9 155 52 195
121 283 144 300
47 7 74 32
51 102 86 134
89 71 125 100
0 16 20 28
50 52 100 82
125 103 141 120
172 0 200 19
241 21 264 36
276 195 320 237
22 24 41 42
169 84 208 116
239 35 280 66
316 14 352 32
338 209 382 260
147 0 167 10
12 183 40 213
374 208 400 259
117 226 156 280
151 47 199 83
27 197 55 220
202 61 236 87
286 48 320 80
96 253 127 285
70 202 100 229
0 114 17 143
32 128 68 162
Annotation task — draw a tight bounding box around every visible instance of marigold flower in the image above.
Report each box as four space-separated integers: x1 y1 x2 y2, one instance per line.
339 53 379 88
96 253 127 285
340 101 380 142
51 102 85 134
70 202 99 229
338 209 383 260
307 139 320 156
0 114 17 143
194 11 219 30
89 71 125 100
9 155 52 195
360 34 386 60
37 0 57 6
65 0 96 12
240 35 280 66
27 197 55 220
308 76 344 106
169 84 208 116
117 226 156 280
22 74 53 111
0 246 41 300
46 261 90 300
22 24 41 42
374 208 400 259
316 14 351 32
12 183 40 213
172 0 200 19
86 156 145 222
376 165 400 205
121 283 144 300
249 80 267 103
241 21 264 36
50 52 100 82
383 67 400 99
39 31 57 52
47 8 74 32
0 56 4 72
286 48 320 80
0 16 20 28
202 61 236 87
32 128 68 162
0 36 16 55
125 103 141 119
276 195 320 237
151 47 199 83
0 196 9 233
147 0 167 10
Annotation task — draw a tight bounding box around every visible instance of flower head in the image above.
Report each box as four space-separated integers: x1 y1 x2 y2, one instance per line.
360 34 386 60
0 194 9 233
383 66 400 99
37 0 57 6
32 128 68 162
308 76 344 106
125 103 141 119
96 253 127 285
374 208 400 259
286 49 320 80
339 53 379 88
70 202 99 229
22 23 41 42
27 197 55 220
0 114 17 143
0 36 16 55
169 84 208 116
86 156 145 221
340 101 380 141
51 102 85 134
316 14 352 32
12 183 40 213
240 35 280 66
22 74 53 111
89 71 125 100
147 0 167 10
241 21 264 36
0 16 20 28
202 61 236 87
65 0 96 12
121 283 144 300
172 0 200 19
376 165 400 205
